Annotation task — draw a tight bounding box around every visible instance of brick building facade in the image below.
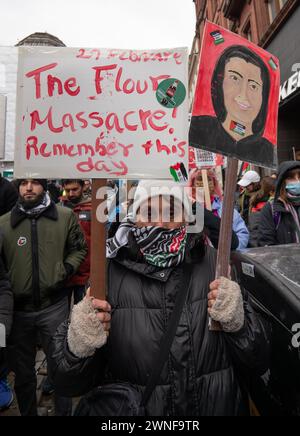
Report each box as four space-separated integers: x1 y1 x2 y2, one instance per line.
189 0 300 164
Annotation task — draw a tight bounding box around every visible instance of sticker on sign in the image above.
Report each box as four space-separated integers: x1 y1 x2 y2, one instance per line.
242 262 255 278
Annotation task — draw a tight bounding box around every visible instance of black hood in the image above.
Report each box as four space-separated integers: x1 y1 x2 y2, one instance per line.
275 161 300 199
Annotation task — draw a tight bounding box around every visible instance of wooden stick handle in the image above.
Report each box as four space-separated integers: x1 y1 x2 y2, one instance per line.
90 179 107 300
209 158 239 331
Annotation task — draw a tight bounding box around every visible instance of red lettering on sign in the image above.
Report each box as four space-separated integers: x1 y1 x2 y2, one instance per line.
26 63 58 99
62 113 76 132
48 75 63 97
177 141 186 158
89 112 104 128
93 64 118 94
173 52 182 65
26 136 39 160
30 107 63 133
149 75 171 91
76 157 128 176
141 140 153 155
124 111 138 131
149 110 168 131
64 77 80 96
117 143 133 157
76 112 89 129
105 113 124 133
76 49 101 60
156 139 171 155
26 64 80 99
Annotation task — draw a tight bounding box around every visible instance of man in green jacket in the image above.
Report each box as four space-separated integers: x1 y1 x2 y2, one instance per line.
0 178 87 416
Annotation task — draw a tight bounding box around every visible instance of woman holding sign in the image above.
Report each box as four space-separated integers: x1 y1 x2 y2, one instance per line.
49 180 269 416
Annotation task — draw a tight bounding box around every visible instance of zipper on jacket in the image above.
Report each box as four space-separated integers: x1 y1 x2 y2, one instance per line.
31 218 41 309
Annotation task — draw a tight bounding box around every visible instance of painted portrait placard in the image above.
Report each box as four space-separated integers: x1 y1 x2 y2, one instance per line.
189 22 280 169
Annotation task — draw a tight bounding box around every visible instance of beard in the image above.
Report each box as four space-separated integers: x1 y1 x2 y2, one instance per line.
19 192 45 210
69 196 82 205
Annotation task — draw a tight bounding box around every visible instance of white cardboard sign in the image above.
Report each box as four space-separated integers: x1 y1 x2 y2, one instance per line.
15 46 188 179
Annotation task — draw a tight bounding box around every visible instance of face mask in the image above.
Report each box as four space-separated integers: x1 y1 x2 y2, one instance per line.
286 182 300 197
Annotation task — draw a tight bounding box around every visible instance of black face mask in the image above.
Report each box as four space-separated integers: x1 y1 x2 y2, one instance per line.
18 192 45 210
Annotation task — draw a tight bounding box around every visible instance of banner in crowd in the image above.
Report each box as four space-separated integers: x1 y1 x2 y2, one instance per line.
189 147 224 169
15 46 188 179
189 22 280 169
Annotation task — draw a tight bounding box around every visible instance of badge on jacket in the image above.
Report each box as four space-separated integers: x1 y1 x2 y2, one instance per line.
78 211 91 221
17 236 27 247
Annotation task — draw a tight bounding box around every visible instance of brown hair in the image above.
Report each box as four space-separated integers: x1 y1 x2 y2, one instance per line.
250 176 276 208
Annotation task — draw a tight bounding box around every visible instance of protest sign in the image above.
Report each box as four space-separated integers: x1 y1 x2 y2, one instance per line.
189 147 224 169
15 46 188 179
189 22 280 169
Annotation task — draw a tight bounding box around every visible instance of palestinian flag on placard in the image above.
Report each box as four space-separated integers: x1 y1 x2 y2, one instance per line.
230 120 246 136
210 30 225 45
241 162 250 175
269 57 278 71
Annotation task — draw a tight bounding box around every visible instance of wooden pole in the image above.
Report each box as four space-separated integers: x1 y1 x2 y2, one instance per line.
202 169 212 211
90 179 107 300
210 157 239 331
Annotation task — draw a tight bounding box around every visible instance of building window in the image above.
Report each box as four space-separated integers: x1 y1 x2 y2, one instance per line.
243 20 252 42
268 0 288 23
211 0 218 18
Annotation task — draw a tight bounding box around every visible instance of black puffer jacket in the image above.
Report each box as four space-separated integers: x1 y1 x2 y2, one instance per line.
50 236 270 416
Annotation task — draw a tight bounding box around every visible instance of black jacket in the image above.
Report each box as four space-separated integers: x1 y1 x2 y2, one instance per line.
0 230 13 336
49 236 270 416
0 229 13 378
0 202 87 311
0 176 18 217
258 161 300 246
257 200 300 246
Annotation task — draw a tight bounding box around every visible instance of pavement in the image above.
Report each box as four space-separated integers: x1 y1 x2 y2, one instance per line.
0 350 55 417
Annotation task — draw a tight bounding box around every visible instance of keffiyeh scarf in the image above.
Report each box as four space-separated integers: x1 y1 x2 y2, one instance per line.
106 220 187 268
18 192 52 217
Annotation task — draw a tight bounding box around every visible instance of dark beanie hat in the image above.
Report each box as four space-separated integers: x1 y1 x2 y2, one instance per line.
16 179 48 191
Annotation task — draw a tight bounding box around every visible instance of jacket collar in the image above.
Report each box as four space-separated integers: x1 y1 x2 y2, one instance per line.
114 256 174 282
11 201 58 228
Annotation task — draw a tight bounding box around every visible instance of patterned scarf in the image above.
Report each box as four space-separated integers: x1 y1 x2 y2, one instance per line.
132 225 187 268
18 192 52 217
106 220 187 268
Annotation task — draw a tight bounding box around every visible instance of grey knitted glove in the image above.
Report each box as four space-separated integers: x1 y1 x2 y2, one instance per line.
67 298 108 358
209 277 245 333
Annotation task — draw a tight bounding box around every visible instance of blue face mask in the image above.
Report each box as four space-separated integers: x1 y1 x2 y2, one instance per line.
286 182 300 196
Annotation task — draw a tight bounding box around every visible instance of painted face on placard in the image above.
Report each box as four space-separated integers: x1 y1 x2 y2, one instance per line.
222 57 263 139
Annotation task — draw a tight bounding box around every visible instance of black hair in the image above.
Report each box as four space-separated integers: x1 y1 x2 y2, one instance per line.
211 45 270 136
62 179 84 187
